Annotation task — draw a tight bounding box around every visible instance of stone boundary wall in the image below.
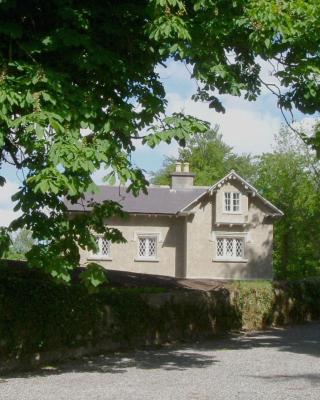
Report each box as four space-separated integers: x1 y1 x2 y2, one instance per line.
1 277 320 372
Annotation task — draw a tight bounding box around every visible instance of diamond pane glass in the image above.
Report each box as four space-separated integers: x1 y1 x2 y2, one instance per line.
216 237 245 259
217 238 224 257
235 239 243 257
92 236 110 257
148 238 156 257
101 239 110 256
226 238 234 257
139 238 147 257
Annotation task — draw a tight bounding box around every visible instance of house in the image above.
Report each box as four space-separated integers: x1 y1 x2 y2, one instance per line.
66 162 283 280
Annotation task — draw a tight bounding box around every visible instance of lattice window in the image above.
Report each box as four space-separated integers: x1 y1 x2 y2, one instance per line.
235 239 243 257
93 236 111 258
226 238 234 257
148 238 156 257
138 236 157 259
101 238 110 256
216 237 244 259
224 192 241 212
217 238 224 257
138 238 147 257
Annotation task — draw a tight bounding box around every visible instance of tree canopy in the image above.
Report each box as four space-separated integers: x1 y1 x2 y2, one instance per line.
151 127 256 185
254 129 320 279
1 0 320 285
4 228 34 260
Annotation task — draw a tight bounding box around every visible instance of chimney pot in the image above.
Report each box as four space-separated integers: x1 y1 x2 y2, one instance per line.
175 161 182 172
170 162 195 189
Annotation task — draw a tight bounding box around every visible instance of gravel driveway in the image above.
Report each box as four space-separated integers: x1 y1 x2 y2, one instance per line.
1 322 320 400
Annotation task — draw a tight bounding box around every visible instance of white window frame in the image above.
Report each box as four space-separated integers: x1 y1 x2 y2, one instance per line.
212 232 247 263
88 235 112 261
135 233 159 262
223 191 241 214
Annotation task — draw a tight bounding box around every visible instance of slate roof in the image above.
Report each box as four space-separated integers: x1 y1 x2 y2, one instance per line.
65 186 207 215
65 171 283 217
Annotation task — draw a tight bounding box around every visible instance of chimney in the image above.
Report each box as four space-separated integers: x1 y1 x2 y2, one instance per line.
170 161 195 189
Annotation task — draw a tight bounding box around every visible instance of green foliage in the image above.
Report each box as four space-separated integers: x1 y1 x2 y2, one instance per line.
230 278 320 329
2 228 35 260
79 263 108 293
0 228 11 258
254 128 320 279
143 113 209 148
1 0 320 285
152 127 256 185
11 229 34 255
231 281 275 330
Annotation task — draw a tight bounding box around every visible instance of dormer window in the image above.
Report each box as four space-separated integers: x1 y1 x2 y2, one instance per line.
224 192 241 213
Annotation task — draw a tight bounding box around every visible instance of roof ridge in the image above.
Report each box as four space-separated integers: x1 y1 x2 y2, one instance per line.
97 184 207 190
179 170 283 216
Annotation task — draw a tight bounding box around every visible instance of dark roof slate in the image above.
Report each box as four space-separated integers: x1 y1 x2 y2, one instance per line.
65 186 207 215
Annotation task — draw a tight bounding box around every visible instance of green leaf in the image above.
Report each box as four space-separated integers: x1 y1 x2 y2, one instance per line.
79 263 108 293
26 91 34 105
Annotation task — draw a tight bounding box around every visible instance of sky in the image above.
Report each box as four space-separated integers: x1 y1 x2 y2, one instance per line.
0 59 314 227
130 59 285 174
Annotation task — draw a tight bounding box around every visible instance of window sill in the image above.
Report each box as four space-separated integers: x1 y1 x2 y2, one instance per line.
88 256 112 261
134 257 160 263
222 211 243 215
212 258 248 263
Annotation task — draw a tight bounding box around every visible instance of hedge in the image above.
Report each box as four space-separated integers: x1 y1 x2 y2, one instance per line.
0 262 320 370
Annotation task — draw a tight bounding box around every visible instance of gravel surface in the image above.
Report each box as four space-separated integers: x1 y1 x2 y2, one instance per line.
1 323 320 400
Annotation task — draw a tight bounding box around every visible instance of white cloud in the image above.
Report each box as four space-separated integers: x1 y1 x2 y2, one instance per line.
165 91 281 155
132 60 283 165
155 60 193 85
0 209 21 228
0 180 19 208
257 57 284 95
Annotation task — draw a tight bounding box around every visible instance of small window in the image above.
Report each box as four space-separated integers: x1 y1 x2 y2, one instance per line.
91 236 111 259
138 236 157 259
216 237 244 260
233 192 240 212
224 192 241 213
224 192 231 212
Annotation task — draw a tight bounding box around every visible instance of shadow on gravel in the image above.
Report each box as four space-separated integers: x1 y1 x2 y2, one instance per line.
3 322 319 380
246 373 320 385
195 322 320 358
3 349 218 379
